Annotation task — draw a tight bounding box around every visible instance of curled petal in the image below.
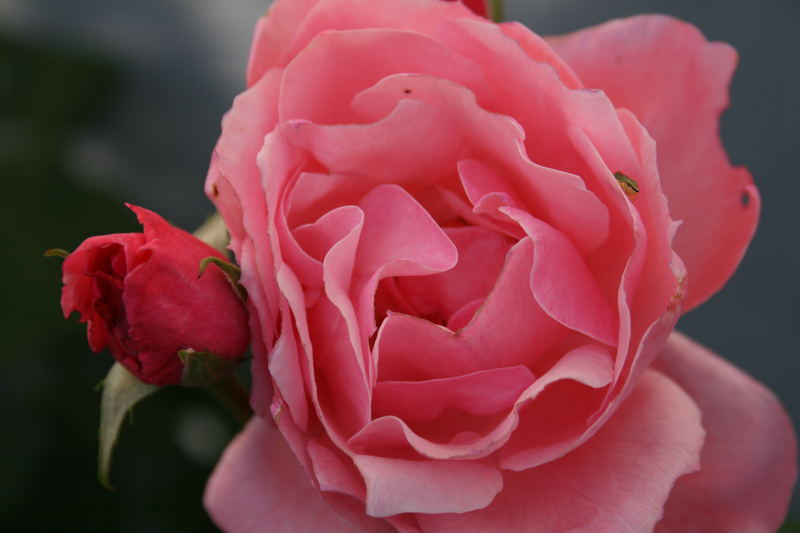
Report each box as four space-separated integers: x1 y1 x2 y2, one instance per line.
417 371 704 533
353 455 502 517
549 15 759 310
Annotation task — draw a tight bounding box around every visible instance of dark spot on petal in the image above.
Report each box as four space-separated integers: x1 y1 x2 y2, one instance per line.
211 184 219 197
403 89 412 94
741 190 750 207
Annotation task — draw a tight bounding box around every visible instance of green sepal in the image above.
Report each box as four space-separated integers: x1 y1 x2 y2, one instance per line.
198 256 247 302
178 348 241 387
97 362 160 490
43 248 69 258
199 256 241 282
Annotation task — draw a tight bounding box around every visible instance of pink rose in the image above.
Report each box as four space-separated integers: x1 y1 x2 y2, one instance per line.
61 205 249 386
204 1 796 531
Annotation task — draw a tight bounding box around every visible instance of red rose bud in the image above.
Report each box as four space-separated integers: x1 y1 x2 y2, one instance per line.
445 0 489 18
60 205 249 386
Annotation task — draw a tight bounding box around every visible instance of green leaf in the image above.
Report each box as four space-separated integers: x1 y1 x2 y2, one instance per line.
178 348 241 387
97 362 160 489
43 248 69 258
779 519 800 533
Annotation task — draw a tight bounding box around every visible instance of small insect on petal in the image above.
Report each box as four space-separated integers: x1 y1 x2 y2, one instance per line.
614 171 639 198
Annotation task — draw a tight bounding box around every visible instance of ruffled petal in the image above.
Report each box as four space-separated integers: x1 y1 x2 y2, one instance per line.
391 226 512 323
353 73 610 254
280 28 488 124
417 370 704 533
375 238 561 382
501 207 617 345
654 332 796 533
351 341 613 462
549 15 759 310
282 101 461 186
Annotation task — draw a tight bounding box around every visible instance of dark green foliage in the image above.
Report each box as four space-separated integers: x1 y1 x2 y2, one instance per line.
0 30 228 532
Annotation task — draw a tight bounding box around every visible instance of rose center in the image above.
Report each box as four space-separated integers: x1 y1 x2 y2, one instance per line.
375 225 513 329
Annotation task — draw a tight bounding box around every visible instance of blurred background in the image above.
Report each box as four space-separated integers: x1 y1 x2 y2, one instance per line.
1 0 797 531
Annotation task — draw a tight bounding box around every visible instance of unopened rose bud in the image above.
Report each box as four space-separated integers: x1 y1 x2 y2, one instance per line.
60 204 249 386
444 0 490 18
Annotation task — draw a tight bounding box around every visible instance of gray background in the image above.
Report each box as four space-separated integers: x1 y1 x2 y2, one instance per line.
3 0 798 520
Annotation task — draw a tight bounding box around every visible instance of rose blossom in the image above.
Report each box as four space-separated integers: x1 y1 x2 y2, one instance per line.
203 0 796 531
61 205 249 386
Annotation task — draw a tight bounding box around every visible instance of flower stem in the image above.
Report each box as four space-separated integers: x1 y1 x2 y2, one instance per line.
489 0 504 22
208 374 252 425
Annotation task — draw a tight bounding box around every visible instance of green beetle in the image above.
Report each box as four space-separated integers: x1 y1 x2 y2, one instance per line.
614 171 640 198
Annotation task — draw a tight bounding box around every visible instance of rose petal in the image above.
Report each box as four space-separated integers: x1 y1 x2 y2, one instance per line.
268 312 310 431
391 226 512 322
498 21 581 89
287 171 374 229
436 18 639 182
353 74 611 254
281 0 480 64
549 15 759 310
417 370 704 533
497 343 614 470
282 101 461 186
237 240 276 417
321 493 400 533
353 341 613 462
375 238 562 382
245 0 319 84
206 70 284 359
204 418 352 533
290 205 364 282
456 158 520 221
566 125 637 295
307 438 365 500
354 184 458 278
446 298 483 331
349 185 460 378
353 455 502 517
654 332 797 533
501 207 617 345
260 130 317 354
60 232 145 355
307 297 371 438
615 110 684 354
280 28 489 124
372 365 536 422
